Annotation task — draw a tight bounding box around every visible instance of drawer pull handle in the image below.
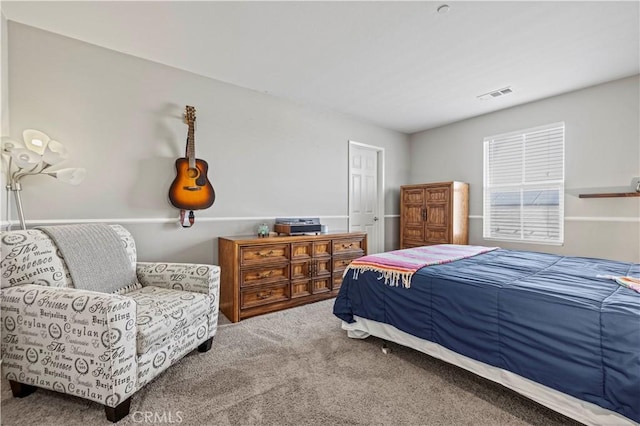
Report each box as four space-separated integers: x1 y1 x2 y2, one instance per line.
257 250 275 257
342 243 354 249
256 291 273 300
257 271 273 279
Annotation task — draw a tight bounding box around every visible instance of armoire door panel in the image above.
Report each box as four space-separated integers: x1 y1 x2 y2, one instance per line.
403 188 425 204
403 227 425 241
426 187 450 203
426 204 449 228
403 206 424 226
425 229 449 243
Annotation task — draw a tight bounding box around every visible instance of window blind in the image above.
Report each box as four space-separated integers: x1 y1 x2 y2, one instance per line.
483 122 565 244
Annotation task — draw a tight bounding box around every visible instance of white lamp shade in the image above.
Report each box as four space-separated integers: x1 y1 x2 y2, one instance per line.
1 137 26 153
43 140 69 165
23 129 50 155
50 167 86 185
10 148 42 170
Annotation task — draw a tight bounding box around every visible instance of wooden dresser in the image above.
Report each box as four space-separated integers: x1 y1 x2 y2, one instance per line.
400 181 469 249
218 232 367 322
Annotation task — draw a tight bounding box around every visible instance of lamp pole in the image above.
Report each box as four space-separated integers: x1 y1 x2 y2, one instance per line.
7 180 27 230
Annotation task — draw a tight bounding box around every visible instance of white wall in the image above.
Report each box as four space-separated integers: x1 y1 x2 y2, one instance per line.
410 75 640 262
4 22 410 263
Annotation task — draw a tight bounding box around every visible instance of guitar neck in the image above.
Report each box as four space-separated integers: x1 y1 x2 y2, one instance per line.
187 120 196 168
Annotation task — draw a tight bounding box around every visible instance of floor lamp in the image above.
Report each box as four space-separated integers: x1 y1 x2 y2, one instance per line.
2 129 85 230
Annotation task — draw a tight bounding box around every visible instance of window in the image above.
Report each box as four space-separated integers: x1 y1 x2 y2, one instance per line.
483 122 565 244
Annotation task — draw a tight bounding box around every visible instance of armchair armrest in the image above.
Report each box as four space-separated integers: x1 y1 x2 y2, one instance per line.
1 284 138 407
136 262 220 338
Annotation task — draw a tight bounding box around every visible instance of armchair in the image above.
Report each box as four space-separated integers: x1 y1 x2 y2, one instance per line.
1 224 220 422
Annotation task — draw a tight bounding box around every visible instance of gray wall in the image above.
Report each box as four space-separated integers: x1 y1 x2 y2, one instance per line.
410 75 640 262
3 22 410 263
5 22 638 265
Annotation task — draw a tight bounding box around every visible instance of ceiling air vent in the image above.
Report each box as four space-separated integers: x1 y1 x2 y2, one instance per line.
477 86 513 101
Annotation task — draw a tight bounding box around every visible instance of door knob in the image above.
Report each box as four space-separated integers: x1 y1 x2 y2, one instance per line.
373 217 379 221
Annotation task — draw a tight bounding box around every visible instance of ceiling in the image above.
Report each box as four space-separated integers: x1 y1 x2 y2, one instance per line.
2 1 639 134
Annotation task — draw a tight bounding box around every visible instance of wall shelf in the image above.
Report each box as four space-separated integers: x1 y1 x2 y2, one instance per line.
579 192 640 199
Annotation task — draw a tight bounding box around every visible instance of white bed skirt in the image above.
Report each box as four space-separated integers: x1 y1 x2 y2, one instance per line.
342 316 638 426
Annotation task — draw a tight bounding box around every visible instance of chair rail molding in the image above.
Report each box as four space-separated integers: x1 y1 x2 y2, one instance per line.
1 215 351 228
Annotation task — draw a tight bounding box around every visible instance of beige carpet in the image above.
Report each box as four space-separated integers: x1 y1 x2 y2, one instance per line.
1 299 580 425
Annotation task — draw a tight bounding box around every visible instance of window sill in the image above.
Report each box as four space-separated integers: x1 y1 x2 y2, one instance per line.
483 237 564 246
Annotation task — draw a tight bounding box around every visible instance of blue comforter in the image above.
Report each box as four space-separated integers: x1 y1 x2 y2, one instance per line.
333 248 640 423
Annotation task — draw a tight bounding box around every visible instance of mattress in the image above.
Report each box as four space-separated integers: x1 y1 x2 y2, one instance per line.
333 248 640 424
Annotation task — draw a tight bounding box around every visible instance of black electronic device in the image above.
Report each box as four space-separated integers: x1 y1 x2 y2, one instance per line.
274 218 322 235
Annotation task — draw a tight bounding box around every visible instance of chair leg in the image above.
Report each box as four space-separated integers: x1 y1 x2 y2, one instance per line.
104 397 132 423
9 380 37 398
198 337 214 352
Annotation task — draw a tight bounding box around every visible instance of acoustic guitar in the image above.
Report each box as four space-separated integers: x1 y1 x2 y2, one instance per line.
168 106 215 211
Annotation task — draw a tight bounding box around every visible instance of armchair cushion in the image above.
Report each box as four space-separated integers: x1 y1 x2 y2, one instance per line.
137 262 220 339
128 286 210 355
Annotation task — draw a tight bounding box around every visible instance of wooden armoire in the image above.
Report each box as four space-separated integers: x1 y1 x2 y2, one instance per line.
400 181 469 249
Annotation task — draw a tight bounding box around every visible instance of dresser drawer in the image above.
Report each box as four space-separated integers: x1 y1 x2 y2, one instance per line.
312 277 331 294
291 280 312 298
332 256 357 275
316 258 331 277
332 238 365 256
291 259 331 280
291 261 311 281
240 244 289 266
241 283 290 309
313 240 332 257
291 242 312 260
241 264 289 287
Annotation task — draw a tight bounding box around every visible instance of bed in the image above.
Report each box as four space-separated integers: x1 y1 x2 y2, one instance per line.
333 245 640 426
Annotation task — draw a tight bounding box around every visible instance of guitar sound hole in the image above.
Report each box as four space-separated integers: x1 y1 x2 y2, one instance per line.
187 168 200 179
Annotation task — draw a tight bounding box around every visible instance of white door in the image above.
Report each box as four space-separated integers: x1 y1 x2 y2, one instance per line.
349 142 383 254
